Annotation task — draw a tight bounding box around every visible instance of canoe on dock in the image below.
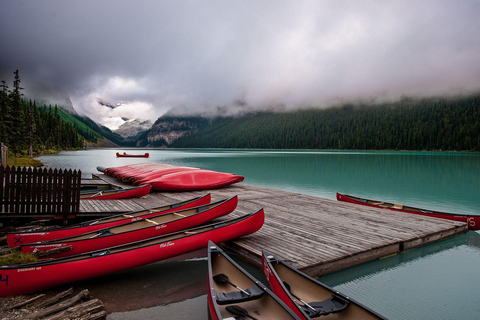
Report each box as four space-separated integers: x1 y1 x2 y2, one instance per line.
131 167 199 185
7 194 211 247
208 241 300 320
116 152 149 158
148 169 245 191
337 193 480 231
79 184 151 200
99 163 244 191
0 209 264 296
262 250 387 319
21 196 238 259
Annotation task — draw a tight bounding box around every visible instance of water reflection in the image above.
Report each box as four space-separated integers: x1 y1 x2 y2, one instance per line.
320 231 480 320
62 251 209 313
320 231 480 287
108 295 208 320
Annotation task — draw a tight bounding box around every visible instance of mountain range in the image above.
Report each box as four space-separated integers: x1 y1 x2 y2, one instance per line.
47 93 480 151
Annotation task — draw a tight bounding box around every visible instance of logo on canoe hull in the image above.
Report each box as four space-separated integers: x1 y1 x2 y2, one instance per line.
160 241 174 248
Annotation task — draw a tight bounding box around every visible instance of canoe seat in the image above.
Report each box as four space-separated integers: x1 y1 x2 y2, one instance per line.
215 284 265 305
303 294 350 317
173 212 187 217
197 205 209 213
89 229 114 238
393 204 403 209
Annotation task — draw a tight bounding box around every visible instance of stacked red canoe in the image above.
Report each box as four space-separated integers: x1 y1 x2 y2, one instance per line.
98 163 244 191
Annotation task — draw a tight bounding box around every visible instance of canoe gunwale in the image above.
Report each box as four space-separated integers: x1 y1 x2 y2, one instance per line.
336 192 480 230
19 196 238 258
7 194 211 242
262 250 388 320
207 241 300 320
2 209 263 270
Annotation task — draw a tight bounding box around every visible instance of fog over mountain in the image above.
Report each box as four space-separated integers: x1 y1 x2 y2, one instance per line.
1 1 479 128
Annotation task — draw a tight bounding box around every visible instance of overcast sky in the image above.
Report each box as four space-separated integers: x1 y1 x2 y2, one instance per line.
1 0 480 129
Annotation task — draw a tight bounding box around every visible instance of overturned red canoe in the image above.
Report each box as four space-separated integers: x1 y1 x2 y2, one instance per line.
132 167 200 185
116 152 149 158
7 194 211 247
149 170 245 191
336 193 480 231
104 163 173 178
0 209 264 296
21 196 238 259
79 184 151 200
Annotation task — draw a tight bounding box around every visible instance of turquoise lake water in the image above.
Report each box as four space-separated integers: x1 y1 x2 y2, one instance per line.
37 149 480 319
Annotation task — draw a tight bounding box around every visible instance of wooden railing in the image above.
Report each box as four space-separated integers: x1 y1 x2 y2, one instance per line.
0 166 81 218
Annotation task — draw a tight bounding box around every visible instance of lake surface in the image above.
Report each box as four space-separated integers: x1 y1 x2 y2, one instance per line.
37 149 480 319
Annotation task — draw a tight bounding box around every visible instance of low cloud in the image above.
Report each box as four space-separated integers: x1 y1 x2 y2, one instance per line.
1 0 479 127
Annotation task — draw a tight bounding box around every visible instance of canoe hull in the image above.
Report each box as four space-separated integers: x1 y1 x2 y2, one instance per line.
1 209 264 297
21 196 238 259
150 170 244 191
262 251 387 319
208 242 300 320
7 194 211 247
337 193 480 230
132 167 199 185
80 184 151 200
116 152 149 157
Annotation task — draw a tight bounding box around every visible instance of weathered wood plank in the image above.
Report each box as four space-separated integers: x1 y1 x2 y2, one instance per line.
87 174 468 277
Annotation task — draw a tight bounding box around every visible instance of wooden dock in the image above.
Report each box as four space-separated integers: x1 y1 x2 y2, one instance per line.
82 174 468 277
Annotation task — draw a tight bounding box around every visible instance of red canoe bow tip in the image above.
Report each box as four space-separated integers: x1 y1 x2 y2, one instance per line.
235 175 245 182
80 184 151 200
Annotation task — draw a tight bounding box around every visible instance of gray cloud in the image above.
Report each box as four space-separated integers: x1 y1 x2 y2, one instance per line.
1 0 480 127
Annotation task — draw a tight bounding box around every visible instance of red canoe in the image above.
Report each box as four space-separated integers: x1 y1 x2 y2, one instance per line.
116 152 149 158
132 167 200 185
7 194 211 247
79 184 151 200
262 250 387 319
208 241 300 320
103 163 163 176
0 209 264 296
149 170 244 191
336 193 480 231
105 164 173 179
21 196 238 259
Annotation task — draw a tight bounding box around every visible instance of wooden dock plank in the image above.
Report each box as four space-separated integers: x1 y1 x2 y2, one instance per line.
85 174 468 276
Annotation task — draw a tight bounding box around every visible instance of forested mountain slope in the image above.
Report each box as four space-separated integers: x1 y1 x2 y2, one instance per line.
170 95 480 151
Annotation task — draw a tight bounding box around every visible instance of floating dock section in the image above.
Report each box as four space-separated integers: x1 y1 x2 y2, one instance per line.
82 174 468 276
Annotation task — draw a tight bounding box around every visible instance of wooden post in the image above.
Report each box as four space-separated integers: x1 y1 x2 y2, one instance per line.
1 142 7 167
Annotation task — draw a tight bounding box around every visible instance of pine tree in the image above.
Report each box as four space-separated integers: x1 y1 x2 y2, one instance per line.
0 80 11 143
26 100 37 156
9 70 24 156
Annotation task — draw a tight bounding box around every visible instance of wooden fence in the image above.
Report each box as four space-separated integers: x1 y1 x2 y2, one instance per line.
0 166 81 218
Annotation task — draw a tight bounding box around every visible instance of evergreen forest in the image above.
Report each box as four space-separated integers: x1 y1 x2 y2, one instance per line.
0 70 84 156
171 95 480 151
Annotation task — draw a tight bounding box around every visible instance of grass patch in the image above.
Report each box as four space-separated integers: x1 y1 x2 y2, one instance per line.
7 157 44 167
0 249 37 266
6 151 44 167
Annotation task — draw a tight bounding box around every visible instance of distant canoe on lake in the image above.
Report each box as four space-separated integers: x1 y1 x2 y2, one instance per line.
116 152 149 158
